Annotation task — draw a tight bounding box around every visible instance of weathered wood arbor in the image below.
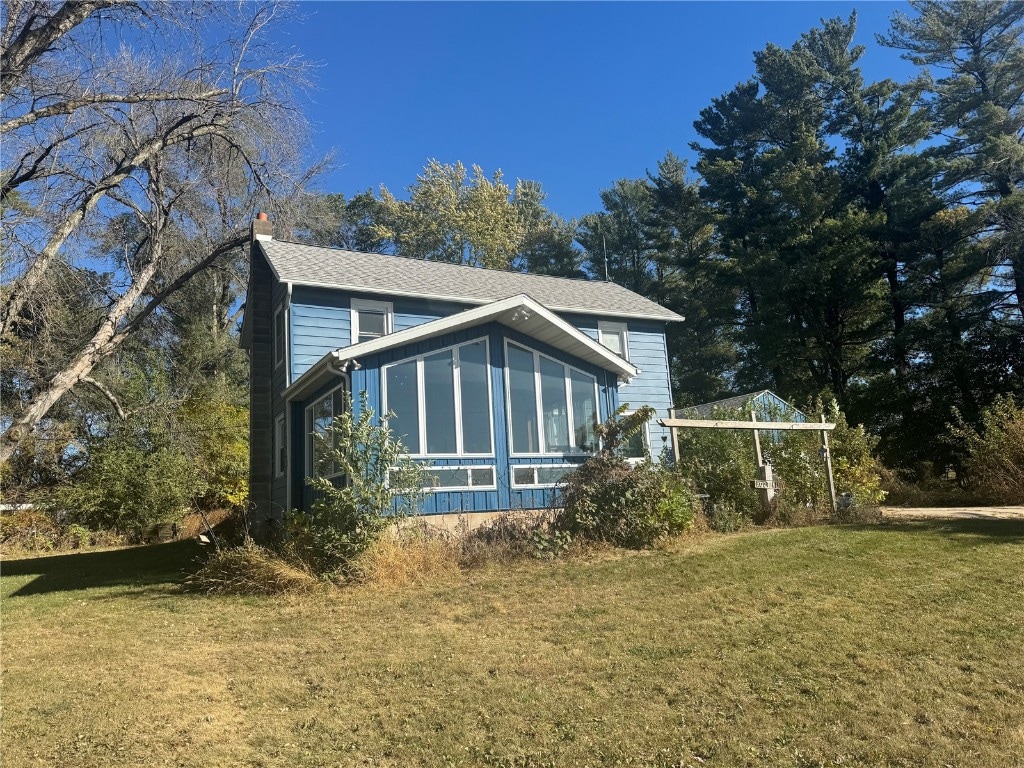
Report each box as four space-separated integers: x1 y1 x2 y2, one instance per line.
658 412 839 513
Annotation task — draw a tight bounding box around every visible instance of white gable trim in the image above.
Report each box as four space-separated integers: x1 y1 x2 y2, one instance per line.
284 294 639 402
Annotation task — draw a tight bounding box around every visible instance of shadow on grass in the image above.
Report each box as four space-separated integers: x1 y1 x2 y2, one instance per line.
1 539 206 597
856 516 1024 540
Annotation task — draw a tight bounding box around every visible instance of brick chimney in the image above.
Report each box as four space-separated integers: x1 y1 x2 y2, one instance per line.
251 211 273 242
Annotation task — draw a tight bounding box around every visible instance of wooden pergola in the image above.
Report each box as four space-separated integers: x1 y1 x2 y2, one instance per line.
658 412 839 513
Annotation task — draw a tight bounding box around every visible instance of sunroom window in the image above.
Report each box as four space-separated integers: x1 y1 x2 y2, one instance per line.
506 342 598 456
383 338 493 457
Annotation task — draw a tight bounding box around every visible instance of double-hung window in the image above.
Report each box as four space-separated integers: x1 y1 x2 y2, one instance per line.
617 412 650 463
598 321 629 360
382 338 493 456
351 299 393 345
506 341 598 455
305 385 347 479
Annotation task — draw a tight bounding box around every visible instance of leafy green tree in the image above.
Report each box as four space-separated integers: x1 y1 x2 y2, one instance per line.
372 160 525 269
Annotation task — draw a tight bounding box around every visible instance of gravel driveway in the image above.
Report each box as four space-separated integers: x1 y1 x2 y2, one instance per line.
881 505 1024 520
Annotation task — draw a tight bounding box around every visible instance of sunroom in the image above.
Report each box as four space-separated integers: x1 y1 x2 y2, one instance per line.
281 295 639 515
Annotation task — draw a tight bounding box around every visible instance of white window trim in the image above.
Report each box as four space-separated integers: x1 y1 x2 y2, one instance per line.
381 337 495 459
503 339 599 458
274 414 286 478
618 411 651 465
350 298 393 345
598 320 629 361
420 464 498 492
510 463 580 488
273 304 285 369
304 382 348 480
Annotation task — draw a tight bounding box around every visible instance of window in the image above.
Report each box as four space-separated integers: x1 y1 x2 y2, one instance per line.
389 466 496 491
618 413 650 463
505 341 598 456
382 338 494 457
274 414 286 478
273 305 285 368
511 465 576 487
598 321 629 360
305 385 347 479
351 298 393 345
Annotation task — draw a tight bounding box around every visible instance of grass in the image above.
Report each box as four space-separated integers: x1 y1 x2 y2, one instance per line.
2 519 1023 767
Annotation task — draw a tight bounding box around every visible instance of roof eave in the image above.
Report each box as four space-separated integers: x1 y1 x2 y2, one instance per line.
273 276 684 323
284 293 638 401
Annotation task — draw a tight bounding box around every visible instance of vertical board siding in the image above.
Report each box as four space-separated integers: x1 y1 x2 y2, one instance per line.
269 279 290 516
247 247 275 529
280 289 676 513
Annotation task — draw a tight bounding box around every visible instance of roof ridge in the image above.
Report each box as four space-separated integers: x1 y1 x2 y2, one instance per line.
270 238 628 289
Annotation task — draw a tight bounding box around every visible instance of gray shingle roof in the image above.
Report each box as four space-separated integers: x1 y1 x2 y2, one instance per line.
682 390 806 420
257 239 683 322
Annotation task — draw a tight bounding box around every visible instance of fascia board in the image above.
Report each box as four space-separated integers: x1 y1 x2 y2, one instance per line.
274 275 684 322
284 293 638 401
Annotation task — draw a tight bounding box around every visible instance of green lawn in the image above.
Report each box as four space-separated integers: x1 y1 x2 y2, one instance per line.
2 519 1023 767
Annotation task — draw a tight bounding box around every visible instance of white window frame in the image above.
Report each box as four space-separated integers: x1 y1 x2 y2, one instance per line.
617 411 650 465
381 337 495 459
419 465 498 492
503 339 600 458
304 382 348 480
273 304 286 369
351 298 393 345
274 414 286 478
509 464 580 488
598 320 629 361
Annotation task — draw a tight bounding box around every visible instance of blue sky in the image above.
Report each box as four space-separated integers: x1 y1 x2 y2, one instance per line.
276 2 918 220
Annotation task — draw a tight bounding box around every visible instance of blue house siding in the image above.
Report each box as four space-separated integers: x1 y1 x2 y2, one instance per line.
291 322 625 516
290 287 349 382
562 314 674 461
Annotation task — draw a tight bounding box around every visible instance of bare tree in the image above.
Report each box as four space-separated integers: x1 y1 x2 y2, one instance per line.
1 0 322 464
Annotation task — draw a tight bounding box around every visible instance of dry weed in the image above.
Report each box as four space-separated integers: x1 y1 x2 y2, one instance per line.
350 525 460 587
187 539 321 595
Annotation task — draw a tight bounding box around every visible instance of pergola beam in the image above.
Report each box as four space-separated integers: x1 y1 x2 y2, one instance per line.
658 418 835 431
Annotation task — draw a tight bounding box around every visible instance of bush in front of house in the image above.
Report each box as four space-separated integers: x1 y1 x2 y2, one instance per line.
286 391 426 578
554 406 698 548
45 426 202 542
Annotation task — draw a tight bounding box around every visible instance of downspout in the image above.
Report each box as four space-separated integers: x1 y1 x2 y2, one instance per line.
284 282 293 386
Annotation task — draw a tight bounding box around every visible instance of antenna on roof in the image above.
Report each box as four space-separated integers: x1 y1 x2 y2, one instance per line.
598 219 609 281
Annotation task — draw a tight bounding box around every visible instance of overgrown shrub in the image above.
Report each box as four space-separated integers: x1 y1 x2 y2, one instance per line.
457 511 556 565
286 391 425 577
675 398 885 522
555 407 698 548
948 396 1024 503
674 408 761 520
43 423 203 541
0 509 125 551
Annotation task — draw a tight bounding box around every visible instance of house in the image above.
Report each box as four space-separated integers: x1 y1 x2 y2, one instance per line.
240 216 684 530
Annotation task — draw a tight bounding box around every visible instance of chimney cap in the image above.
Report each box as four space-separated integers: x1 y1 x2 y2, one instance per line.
256 211 269 221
